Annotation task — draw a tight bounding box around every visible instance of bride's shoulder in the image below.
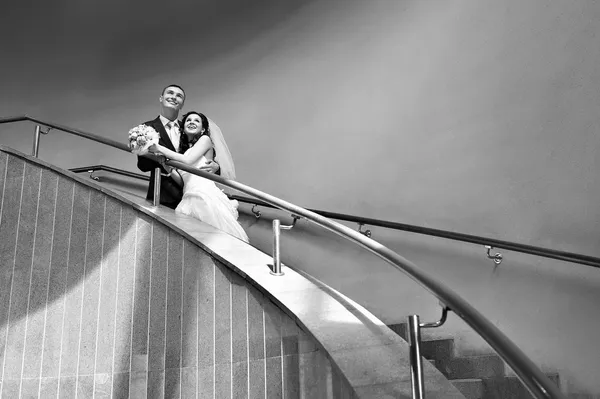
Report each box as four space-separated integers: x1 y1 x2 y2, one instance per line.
187 134 212 152
197 134 212 144
188 133 211 146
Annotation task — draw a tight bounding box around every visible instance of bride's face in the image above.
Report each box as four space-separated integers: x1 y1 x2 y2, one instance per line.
184 114 204 135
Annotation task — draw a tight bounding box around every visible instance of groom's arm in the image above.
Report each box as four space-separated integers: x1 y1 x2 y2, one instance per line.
137 155 172 175
198 160 220 175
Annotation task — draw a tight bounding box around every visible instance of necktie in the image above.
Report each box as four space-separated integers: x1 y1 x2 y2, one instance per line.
167 122 179 151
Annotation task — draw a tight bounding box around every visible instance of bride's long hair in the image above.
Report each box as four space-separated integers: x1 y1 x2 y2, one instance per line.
179 111 237 180
179 111 210 152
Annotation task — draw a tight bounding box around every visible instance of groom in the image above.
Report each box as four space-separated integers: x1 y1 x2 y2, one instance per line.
136 84 220 209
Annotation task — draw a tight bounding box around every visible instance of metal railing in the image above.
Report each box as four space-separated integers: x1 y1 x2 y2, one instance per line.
0 115 566 399
68 164 600 270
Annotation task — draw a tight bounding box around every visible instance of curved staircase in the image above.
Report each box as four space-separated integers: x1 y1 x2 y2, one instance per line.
389 323 561 399
0 146 469 398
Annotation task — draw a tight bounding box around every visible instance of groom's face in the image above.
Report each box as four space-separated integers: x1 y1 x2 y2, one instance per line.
160 86 185 113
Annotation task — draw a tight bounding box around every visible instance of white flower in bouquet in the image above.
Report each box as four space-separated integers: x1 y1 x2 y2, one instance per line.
128 124 159 155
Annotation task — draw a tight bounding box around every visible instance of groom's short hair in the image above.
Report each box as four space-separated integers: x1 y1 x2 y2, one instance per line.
162 84 185 97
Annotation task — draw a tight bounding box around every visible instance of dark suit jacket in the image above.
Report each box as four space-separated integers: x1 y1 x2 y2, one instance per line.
136 116 183 209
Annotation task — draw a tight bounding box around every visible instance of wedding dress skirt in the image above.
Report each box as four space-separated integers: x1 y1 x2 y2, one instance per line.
176 156 249 243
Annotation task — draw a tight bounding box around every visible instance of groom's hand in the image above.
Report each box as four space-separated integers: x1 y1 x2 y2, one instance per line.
198 160 220 174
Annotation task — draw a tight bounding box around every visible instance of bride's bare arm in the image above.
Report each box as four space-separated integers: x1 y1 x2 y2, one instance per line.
169 169 183 186
156 156 184 186
150 136 211 165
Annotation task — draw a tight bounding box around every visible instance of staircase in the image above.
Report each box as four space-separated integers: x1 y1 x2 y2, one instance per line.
388 323 561 399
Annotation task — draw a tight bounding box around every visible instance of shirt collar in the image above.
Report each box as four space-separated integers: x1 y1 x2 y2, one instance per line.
159 115 179 128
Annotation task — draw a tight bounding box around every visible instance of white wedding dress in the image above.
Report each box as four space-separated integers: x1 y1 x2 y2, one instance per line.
176 154 249 243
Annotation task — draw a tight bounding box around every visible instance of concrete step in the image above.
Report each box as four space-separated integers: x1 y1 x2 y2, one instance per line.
451 379 484 399
480 376 532 399
420 338 455 376
448 354 505 380
388 323 455 376
481 374 560 399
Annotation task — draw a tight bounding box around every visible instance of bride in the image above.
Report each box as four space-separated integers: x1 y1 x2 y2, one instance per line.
150 111 249 243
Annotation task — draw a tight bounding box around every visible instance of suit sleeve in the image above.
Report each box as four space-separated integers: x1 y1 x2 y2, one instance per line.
137 155 161 173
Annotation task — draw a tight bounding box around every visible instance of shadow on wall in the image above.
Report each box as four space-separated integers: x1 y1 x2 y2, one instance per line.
0 148 350 398
0 151 141 394
0 157 131 328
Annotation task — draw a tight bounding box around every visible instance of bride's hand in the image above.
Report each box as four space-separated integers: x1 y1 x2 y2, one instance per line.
148 143 160 153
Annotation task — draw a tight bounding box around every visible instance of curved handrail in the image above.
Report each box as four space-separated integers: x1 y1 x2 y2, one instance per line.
69 164 600 269
0 115 566 398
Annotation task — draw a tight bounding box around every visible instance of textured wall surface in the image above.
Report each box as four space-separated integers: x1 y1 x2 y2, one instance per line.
0 149 346 398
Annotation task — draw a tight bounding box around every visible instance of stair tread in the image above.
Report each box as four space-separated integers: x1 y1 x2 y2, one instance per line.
456 353 499 359
452 378 484 399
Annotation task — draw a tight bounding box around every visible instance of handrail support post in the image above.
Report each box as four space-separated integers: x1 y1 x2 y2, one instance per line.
31 124 51 158
270 219 285 276
269 216 299 276
408 314 425 399
408 305 451 399
32 125 41 157
153 167 161 206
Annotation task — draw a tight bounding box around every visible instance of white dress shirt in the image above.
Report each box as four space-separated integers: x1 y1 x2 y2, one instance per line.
159 115 180 151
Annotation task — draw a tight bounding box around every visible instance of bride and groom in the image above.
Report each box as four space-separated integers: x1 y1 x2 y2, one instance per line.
135 84 249 243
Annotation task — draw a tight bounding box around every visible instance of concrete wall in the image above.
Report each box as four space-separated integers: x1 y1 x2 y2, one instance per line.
0 149 340 398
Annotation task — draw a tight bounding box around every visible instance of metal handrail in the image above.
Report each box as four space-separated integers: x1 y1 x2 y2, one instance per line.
68 164 600 269
0 115 565 398
1 115 130 151
69 164 149 180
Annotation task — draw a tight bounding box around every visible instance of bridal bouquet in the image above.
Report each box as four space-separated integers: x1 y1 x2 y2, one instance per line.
128 124 159 155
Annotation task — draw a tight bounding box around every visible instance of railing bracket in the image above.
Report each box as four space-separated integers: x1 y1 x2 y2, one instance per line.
420 305 451 329
286 215 300 229
358 223 372 238
485 245 503 265
88 170 100 181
